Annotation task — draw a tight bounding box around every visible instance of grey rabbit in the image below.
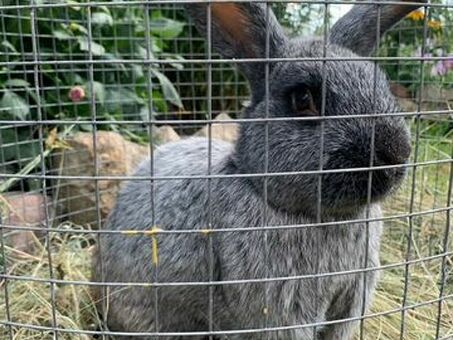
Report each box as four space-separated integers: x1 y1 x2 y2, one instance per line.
93 1 424 339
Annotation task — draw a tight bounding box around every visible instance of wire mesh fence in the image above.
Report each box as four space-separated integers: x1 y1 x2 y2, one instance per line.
0 0 452 339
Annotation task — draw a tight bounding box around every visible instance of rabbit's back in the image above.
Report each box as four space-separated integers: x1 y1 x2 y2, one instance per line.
98 137 236 281
107 137 233 226
93 137 239 334
94 137 382 339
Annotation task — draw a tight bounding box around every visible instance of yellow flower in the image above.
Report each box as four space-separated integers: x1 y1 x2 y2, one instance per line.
428 20 442 30
407 10 425 21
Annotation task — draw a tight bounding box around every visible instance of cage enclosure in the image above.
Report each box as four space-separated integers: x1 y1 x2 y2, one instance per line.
0 1 452 339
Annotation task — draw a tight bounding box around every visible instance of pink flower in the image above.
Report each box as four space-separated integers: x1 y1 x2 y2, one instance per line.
69 86 85 102
432 61 447 76
446 58 453 68
431 57 453 77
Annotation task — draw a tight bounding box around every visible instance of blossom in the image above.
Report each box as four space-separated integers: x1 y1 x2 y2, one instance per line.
407 10 425 21
68 86 85 102
431 57 453 76
407 10 442 29
428 20 442 30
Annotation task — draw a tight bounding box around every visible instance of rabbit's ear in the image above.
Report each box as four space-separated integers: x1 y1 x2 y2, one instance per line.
185 3 287 101
329 0 427 56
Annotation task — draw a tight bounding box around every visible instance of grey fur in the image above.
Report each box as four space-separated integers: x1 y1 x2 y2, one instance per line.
93 3 419 339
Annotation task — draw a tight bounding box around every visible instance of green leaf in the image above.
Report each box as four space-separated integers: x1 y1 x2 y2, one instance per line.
4 128 41 161
0 90 30 120
24 87 41 105
91 12 113 26
66 0 81 11
19 140 41 160
139 105 155 121
102 53 127 72
164 55 185 70
135 44 155 60
149 18 184 39
66 22 88 35
131 64 144 79
86 81 106 104
151 89 168 113
138 88 168 114
77 37 105 56
64 72 85 85
98 6 111 14
152 69 183 109
0 129 19 161
151 10 163 20
53 29 73 40
151 40 162 53
1 40 17 53
116 88 144 105
105 88 144 114
4 79 30 87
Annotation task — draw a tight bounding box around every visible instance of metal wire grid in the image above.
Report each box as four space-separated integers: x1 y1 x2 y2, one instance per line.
0 0 451 339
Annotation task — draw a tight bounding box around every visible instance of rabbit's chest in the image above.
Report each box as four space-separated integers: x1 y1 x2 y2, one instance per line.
319 224 370 271
267 222 372 273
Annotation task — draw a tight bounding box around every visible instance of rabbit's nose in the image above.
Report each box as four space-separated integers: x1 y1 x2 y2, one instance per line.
374 134 411 166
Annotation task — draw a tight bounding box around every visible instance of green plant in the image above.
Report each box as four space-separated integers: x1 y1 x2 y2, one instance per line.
0 1 186 190
378 4 453 92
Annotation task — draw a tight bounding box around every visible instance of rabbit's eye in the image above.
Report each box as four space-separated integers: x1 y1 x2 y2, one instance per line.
290 86 318 116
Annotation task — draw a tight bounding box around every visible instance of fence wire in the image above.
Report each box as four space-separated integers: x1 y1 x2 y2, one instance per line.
0 1 452 339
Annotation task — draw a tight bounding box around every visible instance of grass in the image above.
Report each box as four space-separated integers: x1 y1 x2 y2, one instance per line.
364 125 452 340
0 131 452 340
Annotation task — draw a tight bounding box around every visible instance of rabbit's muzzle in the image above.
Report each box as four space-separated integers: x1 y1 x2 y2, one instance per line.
325 121 411 208
374 121 412 166
372 122 411 186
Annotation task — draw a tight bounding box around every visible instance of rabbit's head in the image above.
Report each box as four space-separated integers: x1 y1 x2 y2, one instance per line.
186 2 424 218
